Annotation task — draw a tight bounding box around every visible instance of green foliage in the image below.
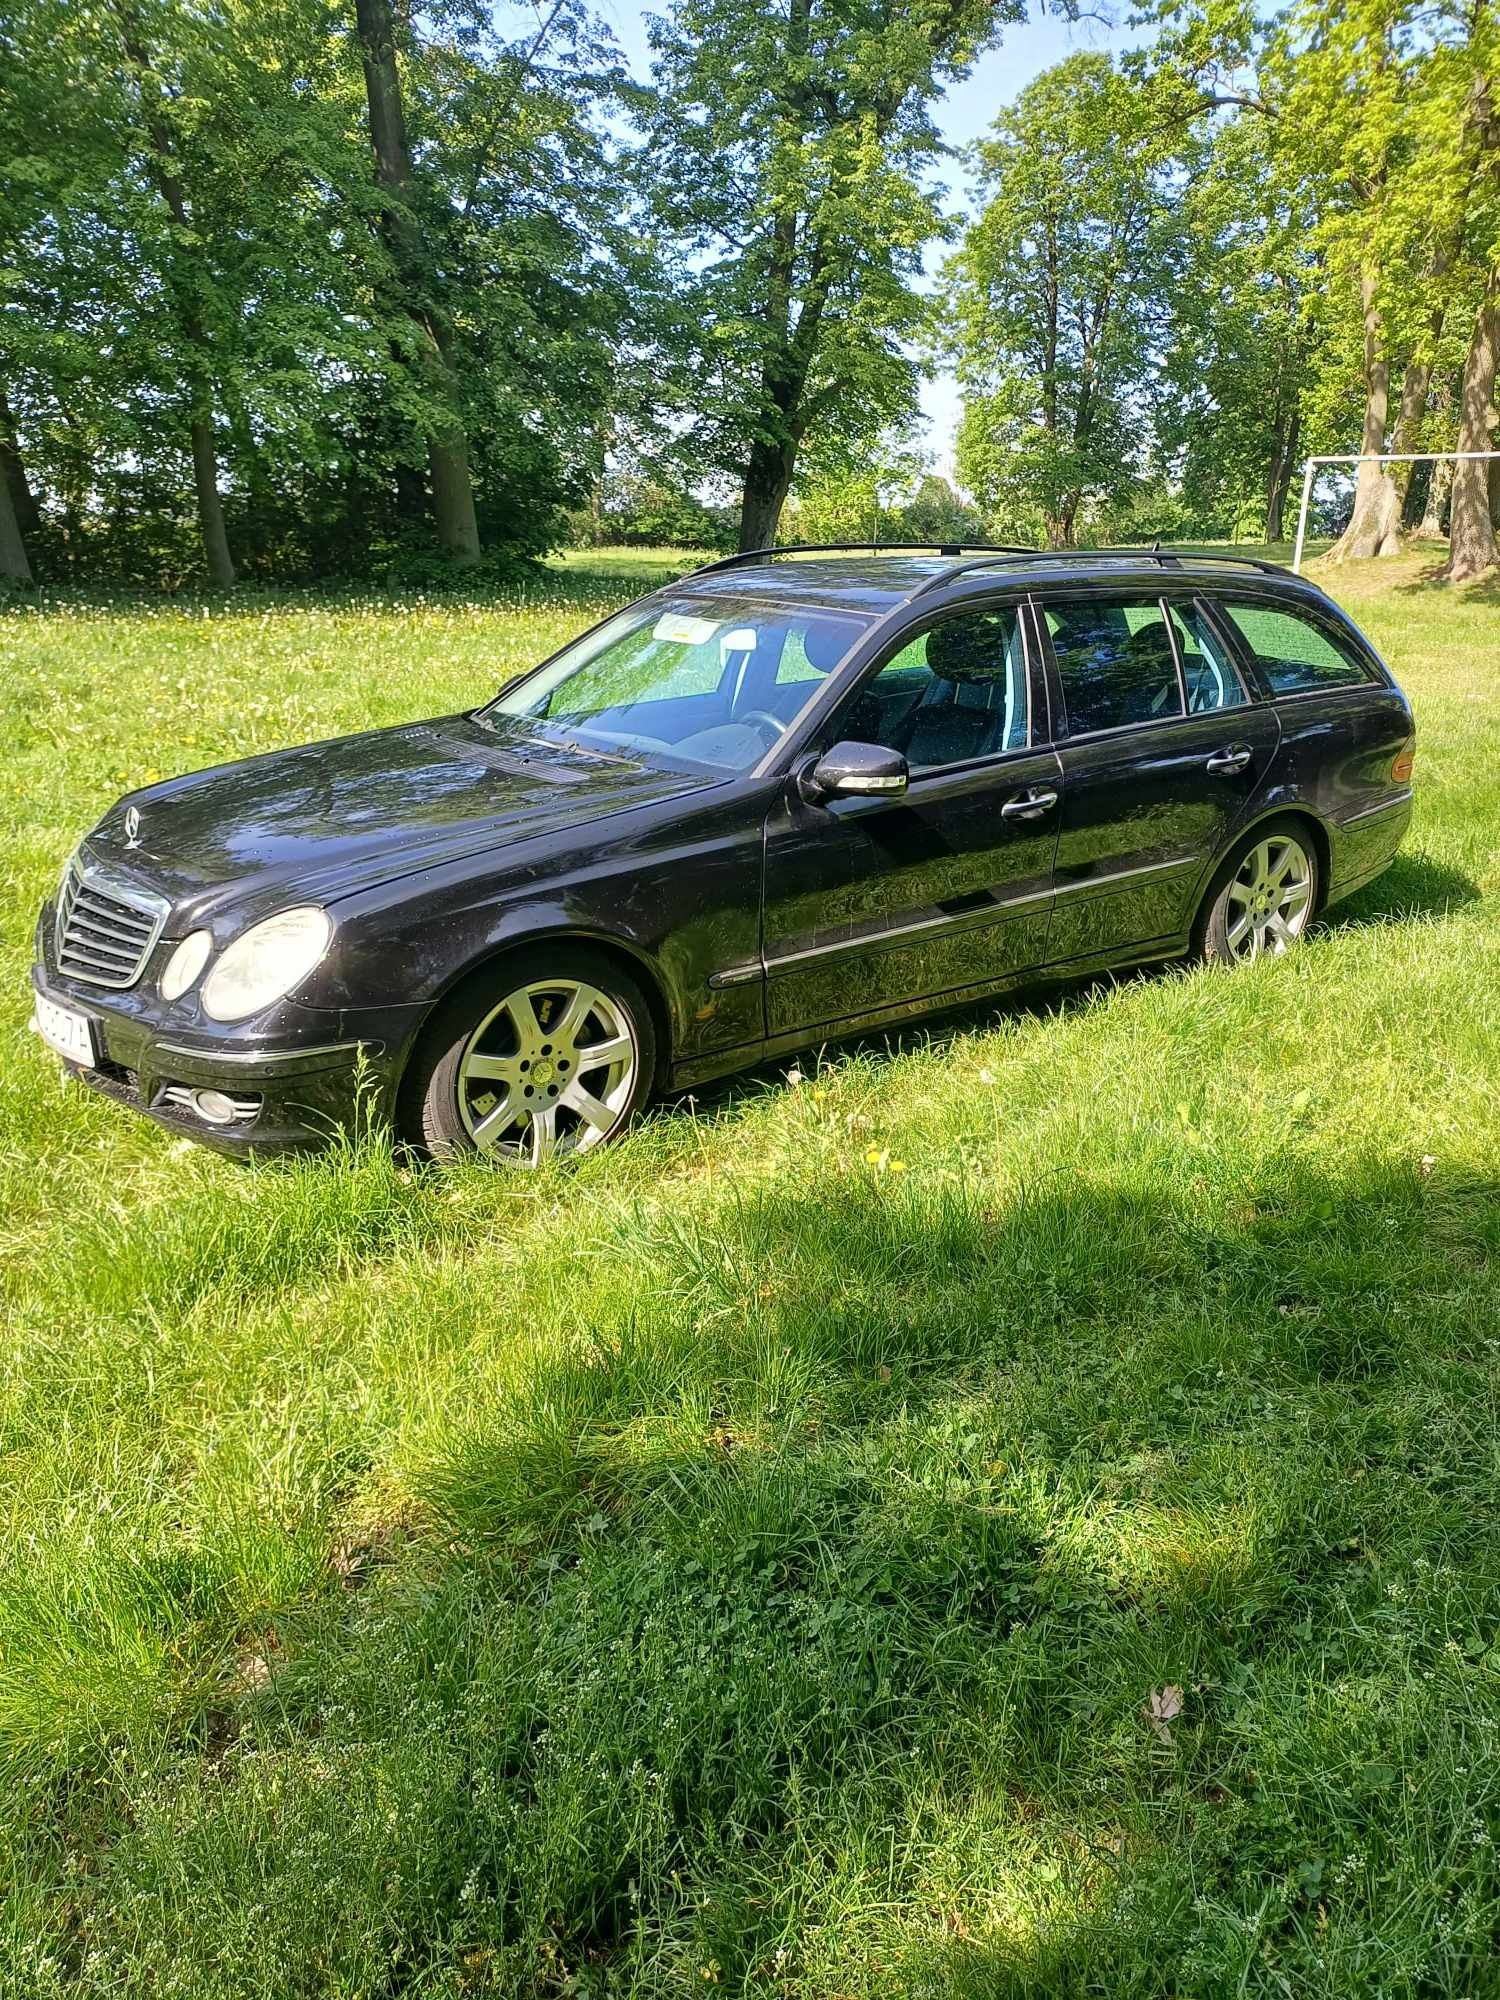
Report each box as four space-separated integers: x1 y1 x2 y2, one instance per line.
571 469 738 550
789 458 987 544
951 54 1183 547
2 553 1499 1991
637 0 1020 543
1152 113 1320 539
0 0 641 583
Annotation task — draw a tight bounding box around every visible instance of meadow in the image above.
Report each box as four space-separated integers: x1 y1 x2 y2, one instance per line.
1 546 1498 1998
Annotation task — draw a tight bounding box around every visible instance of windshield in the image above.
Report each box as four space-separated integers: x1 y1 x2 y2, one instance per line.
480 596 872 773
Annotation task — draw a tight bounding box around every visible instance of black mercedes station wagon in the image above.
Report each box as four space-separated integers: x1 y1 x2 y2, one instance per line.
31 546 1415 1163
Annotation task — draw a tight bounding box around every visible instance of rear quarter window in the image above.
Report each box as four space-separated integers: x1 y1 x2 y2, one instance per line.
1223 603 1373 694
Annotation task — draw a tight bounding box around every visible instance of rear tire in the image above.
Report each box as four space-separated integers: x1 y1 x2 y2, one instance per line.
1196 819 1320 966
400 945 657 1165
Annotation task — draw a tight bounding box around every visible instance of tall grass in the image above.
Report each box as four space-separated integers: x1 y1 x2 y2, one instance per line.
1 549 1497 1996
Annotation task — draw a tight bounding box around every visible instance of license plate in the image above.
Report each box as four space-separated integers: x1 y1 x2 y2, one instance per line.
32 992 97 1068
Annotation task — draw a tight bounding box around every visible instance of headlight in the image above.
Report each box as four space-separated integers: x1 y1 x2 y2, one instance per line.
200 907 331 1022
160 929 213 1002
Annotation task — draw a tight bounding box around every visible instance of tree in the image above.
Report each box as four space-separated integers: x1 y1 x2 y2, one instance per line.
787 433 927 542
1261 0 1495 565
1263 0 1418 562
951 53 1180 548
354 0 480 562
1156 114 1320 543
640 0 1018 552
113 1 240 586
0 0 636 581
1445 52 1500 581
1446 268 1500 578
900 472 985 543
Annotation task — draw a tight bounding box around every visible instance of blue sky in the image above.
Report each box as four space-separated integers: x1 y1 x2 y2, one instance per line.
590 3 1148 472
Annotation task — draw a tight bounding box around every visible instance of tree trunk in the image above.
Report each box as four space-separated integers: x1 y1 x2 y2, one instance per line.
1328 269 1402 562
427 436 480 561
355 0 481 564
1444 267 1500 582
190 411 235 587
1391 356 1433 524
1393 246 1455 525
0 456 32 583
116 3 237 586
1418 454 1453 538
1043 502 1077 550
1264 396 1301 544
0 389 39 545
738 431 798 550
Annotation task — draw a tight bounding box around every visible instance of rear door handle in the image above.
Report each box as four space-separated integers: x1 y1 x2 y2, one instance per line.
1206 745 1253 774
1001 787 1059 820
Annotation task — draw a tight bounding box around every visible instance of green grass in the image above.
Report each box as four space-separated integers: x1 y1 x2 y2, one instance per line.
1 546 1498 1998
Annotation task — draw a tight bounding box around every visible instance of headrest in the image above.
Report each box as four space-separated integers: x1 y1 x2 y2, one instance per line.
1049 606 1131 651
800 622 850 674
925 616 1013 687
1122 621 1177 666
1051 608 1173 666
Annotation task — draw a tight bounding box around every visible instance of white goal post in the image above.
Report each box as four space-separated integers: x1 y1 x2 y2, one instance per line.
1291 450 1500 573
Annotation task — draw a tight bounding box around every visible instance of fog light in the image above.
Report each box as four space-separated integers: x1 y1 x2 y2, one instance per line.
192 1088 241 1125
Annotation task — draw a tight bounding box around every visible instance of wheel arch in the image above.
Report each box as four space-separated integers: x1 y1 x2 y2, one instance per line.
1191 802 1335 941
394 921 675 1098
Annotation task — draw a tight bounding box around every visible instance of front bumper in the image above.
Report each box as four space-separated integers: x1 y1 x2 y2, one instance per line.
29 962 394 1158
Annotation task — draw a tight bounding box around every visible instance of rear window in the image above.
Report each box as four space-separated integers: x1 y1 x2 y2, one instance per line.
1223 603 1373 695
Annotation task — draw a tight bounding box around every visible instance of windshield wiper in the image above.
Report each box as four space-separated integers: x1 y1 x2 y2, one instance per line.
552 737 640 766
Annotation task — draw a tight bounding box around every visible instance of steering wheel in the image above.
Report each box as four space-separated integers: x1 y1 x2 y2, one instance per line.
734 708 790 746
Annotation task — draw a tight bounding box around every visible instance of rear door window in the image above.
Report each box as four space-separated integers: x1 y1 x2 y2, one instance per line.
1221 603 1372 694
1044 599 1182 736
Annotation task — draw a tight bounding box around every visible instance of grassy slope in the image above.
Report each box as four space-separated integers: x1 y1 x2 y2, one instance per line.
1 548 1498 1998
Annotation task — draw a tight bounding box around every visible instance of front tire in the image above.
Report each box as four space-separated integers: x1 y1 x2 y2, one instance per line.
1197 820 1319 966
401 946 657 1165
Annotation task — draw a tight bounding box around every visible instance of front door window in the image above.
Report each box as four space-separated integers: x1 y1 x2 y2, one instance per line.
840 606 1029 769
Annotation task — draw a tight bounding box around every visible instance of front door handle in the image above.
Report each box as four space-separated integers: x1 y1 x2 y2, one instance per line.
1001 787 1059 821
1206 745 1253 775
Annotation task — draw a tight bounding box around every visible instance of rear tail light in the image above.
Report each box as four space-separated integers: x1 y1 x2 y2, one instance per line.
1392 741 1415 783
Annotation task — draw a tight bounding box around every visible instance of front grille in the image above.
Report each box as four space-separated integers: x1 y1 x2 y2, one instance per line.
55 860 170 990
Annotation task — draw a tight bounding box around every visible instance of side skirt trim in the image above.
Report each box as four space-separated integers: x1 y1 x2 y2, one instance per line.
673 936 1188 1091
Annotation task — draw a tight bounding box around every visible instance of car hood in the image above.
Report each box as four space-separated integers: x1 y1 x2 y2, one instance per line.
80 716 713 925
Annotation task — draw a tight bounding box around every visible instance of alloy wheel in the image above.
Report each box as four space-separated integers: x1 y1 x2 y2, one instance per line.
1225 834 1314 963
456 976 637 1164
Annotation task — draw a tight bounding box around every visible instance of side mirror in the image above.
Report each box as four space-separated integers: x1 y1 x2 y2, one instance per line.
799 740 909 805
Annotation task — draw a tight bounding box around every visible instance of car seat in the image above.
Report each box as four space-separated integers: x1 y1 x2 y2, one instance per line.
902 616 1025 768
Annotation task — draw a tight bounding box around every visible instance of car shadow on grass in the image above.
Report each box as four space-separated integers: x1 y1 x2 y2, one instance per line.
671 848 1482 1129
128 1150 1498 1996
1319 847 1482 930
